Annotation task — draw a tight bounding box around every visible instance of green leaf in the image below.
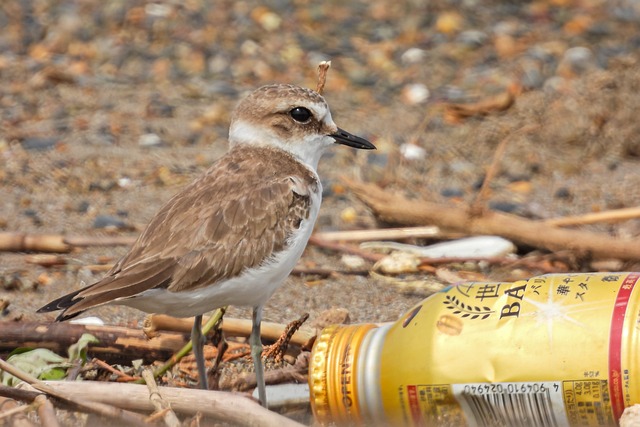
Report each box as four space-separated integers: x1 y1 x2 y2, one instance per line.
67 333 99 363
1 348 71 386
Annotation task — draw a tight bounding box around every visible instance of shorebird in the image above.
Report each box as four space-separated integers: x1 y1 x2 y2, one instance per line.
38 83 375 406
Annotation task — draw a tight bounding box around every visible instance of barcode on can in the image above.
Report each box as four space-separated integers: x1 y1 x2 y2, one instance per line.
452 382 569 427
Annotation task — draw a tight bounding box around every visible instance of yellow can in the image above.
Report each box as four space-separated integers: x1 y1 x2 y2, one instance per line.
309 272 640 426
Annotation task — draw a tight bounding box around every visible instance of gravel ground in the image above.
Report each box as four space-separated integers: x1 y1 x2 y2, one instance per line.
1 0 640 357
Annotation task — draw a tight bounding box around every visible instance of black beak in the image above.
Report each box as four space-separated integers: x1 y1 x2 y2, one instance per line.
330 128 376 150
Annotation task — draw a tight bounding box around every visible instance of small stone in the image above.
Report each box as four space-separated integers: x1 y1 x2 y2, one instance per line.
489 201 522 214
554 187 572 199
400 48 426 65
93 215 129 230
457 30 488 48
441 187 464 198
21 137 58 151
401 83 430 105
400 143 426 161
138 133 163 147
557 46 595 77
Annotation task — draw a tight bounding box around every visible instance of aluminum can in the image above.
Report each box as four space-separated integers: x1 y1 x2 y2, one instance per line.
309 272 640 426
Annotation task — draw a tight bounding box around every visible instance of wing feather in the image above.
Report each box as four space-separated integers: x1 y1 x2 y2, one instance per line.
39 146 318 318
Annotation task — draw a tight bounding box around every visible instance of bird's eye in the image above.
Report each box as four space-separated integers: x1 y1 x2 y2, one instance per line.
289 107 312 123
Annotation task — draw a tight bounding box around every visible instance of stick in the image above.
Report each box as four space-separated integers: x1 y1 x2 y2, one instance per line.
39 381 305 427
345 180 640 261
0 322 186 364
545 206 640 227
141 369 181 427
262 314 309 362
63 235 137 247
315 61 331 94
0 358 149 427
0 233 71 253
144 315 316 348
0 397 35 425
470 125 538 215
312 226 442 242
308 235 384 262
34 395 61 427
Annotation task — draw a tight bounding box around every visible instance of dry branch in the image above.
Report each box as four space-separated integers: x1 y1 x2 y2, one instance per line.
144 315 316 348
345 180 640 261
34 395 60 427
0 233 71 253
0 322 186 364
141 369 180 427
315 61 331 94
544 206 640 227
0 358 149 427
312 226 442 242
38 381 304 427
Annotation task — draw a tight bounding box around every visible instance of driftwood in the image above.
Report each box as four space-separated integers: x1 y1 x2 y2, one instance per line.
0 358 149 427
141 369 180 427
36 381 304 427
345 180 640 261
0 233 71 253
0 322 186 364
545 206 640 227
312 226 442 242
144 315 317 349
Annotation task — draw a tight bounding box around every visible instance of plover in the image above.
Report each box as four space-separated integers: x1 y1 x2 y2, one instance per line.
38 83 375 406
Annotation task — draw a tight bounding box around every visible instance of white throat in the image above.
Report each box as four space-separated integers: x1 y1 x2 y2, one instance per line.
229 120 334 171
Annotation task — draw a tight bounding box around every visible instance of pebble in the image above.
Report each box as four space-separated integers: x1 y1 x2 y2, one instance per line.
554 187 572 200
558 46 595 76
456 30 488 48
401 83 430 105
138 133 163 147
21 137 58 151
93 215 129 230
400 48 427 65
399 143 427 161
489 200 523 214
441 187 465 198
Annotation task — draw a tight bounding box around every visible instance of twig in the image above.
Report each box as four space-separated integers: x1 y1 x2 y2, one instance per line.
0 233 71 253
262 314 309 363
312 226 442 242
470 124 539 216
92 358 140 382
0 399 33 422
315 61 331 94
545 206 640 227
34 395 61 427
63 235 137 247
291 266 370 277
142 369 181 427
470 131 512 215
308 235 384 262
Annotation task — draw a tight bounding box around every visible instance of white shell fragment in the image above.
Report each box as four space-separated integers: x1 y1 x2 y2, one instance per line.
363 236 516 259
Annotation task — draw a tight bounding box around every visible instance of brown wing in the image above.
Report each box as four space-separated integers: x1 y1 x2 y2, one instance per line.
43 146 317 318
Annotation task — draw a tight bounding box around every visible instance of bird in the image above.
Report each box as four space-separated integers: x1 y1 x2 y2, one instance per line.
37 83 375 406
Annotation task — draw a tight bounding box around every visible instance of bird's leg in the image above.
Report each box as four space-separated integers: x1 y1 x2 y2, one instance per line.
191 314 208 390
251 305 267 407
